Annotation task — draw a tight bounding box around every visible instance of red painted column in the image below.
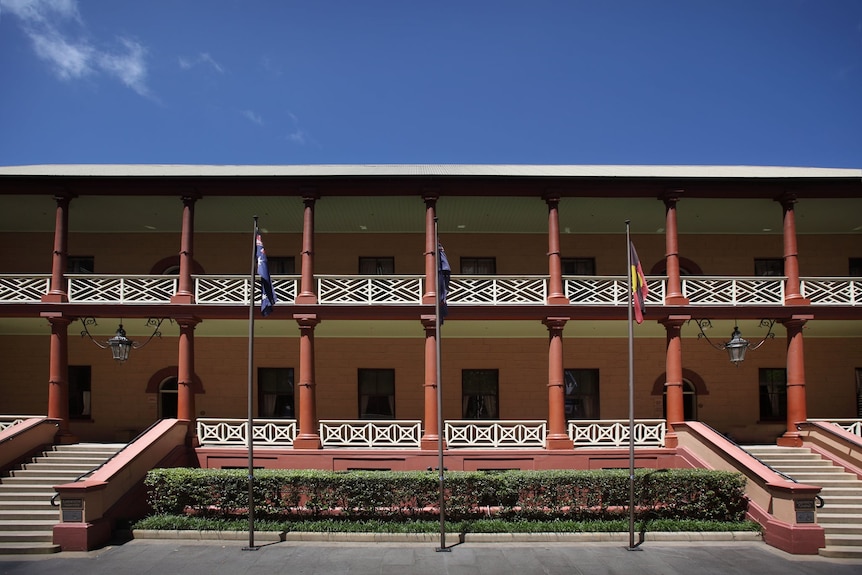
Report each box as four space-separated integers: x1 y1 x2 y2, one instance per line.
171 195 197 304
778 316 812 447
543 317 572 450
44 313 75 442
662 191 689 305
296 194 319 304
420 316 444 450
42 194 73 303
176 317 200 442
422 195 438 304
545 195 569 305
779 194 810 305
293 314 322 449
661 315 689 448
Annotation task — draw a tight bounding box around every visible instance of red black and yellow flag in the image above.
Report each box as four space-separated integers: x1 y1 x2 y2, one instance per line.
630 242 648 324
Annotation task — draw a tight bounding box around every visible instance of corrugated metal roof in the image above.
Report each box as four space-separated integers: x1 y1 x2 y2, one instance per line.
0 164 860 179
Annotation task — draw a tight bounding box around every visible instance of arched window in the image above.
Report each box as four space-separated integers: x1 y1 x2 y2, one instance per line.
159 377 178 419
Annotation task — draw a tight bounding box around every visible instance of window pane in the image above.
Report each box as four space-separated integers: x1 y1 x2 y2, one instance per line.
564 369 600 419
850 258 862 277
754 258 784 276
267 257 295 275
68 365 92 419
462 369 499 419
359 257 394 274
258 368 294 418
358 369 395 419
67 256 94 274
759 368 787 421
561 258 596 275
461 257 496 275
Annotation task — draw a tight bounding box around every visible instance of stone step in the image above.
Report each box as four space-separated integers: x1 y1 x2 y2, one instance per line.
10 469 92 479
824 533 862 547
49 443 124 453
22 461 100 470
0 541 61 555
0 531 54 543
0 521 57 533
0 492 57 502
0 509 58 521
0 477 72 486
0 501 57 511
819 545 862 559
819 496 862 506
31 455 108 465
815 523 862 535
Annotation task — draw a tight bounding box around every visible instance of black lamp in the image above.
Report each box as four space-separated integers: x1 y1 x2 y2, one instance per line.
694 319 775 366
81 317 166 362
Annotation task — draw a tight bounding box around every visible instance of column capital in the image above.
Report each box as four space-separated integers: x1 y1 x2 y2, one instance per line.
776 192 798 208
660 188 685 204
294 313 320 329
543 191 561 204
542 316 569 332
660 314 691 329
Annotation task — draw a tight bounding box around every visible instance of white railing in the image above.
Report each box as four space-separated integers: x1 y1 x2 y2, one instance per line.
682 277 785 305
319 420 422 448
809 419 862 438
196 418 297 446
318 276 423 304
445 420 547 448
1 273 859 307
564 276 665 306
801 278 861 306
449 277 547 305
568 419 666 447
195 275 298 305
0 276 50 303
68 275 178 304
0 416 39 433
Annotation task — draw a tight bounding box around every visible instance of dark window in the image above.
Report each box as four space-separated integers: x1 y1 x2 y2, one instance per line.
258 368 295 418
850 258 862 277
68 366 91 419
67 256 94 274
462 369 499 419
754 258 784 276
461 257 496 275
561 258 596 275
358 369 395 419
267 257 295 275
759 368 787 421
564 369 600 419
359 257 394 275
159 377 178 419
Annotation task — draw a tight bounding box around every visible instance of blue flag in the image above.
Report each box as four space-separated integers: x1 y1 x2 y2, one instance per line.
438 243 450 323
256 234 277 316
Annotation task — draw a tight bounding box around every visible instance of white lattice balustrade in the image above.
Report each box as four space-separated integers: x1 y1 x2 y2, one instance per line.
319 420 422 448
196 418 297 446
445 420 547 448
568 420 666 447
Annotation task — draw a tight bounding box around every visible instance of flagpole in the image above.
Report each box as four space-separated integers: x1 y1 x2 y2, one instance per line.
625 220 637 550
434 216 449 552
244 216 259 551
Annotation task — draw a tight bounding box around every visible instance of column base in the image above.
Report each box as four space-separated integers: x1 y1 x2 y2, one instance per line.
777 432 804 448
663 431 679 448
547 295 570 305
292 435 322 449
784 295 811 306
664 296 689 305
170 293 195 304
295 294 318 304
420 436 446 451
55 432 79 445
41 293 68 303
545 435 574 450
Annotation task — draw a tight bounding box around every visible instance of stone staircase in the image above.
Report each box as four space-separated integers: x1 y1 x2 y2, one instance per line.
0 443 125 555
744 445 862 559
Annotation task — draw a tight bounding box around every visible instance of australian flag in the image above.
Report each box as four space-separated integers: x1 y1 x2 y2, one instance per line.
438 243 450 323
256 234 277 316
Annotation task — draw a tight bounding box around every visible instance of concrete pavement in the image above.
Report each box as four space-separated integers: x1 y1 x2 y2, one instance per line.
1 538 862 575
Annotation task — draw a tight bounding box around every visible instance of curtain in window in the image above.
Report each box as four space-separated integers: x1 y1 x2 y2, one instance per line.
263 394 277 417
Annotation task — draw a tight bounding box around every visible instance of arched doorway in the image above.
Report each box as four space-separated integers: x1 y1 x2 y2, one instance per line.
651 369 708 421
159 377 178 419
662 379 697 420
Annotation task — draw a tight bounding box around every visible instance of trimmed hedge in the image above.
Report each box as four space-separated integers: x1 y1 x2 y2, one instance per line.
144 468 748 523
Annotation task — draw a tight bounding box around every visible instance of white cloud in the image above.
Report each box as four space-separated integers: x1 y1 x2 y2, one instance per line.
241 109 263 125
0 0 152 97
288 129 306 145
178 52 224 74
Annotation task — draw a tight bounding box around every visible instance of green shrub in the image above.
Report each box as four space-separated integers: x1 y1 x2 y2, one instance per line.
143 467 748 523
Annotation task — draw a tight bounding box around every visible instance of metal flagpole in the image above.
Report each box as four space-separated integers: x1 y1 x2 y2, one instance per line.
625 220 638 551
434 216 450 552
244 216 259 551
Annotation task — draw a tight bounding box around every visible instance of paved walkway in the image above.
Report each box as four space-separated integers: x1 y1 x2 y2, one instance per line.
1 539 861 575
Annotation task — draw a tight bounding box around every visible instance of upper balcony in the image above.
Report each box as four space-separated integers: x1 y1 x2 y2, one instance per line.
1 273 859 310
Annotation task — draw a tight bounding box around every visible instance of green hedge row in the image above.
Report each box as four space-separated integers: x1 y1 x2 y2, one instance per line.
144 468 748 522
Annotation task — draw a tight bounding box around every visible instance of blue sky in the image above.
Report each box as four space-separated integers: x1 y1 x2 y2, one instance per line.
1 0 860 168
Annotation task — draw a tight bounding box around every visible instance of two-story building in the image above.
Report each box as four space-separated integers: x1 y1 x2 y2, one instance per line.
0 164 860 471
